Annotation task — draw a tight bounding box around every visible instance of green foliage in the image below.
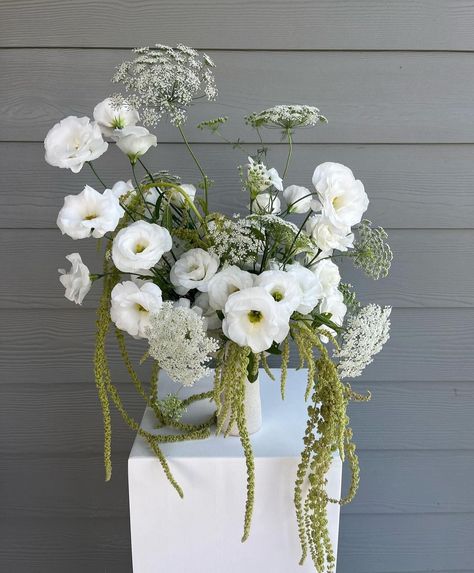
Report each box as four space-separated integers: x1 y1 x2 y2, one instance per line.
338 283 361 312
291 323 363 572
214 343 255 541
352 219 393 280
157 394 187 422
197 116 228 132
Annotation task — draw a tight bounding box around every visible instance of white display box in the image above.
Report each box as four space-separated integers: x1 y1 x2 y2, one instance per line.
129 369 342 573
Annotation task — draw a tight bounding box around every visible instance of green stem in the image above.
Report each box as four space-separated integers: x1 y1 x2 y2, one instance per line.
282 211 312 266
87 161 107 189
131 161 154 218
177 124 209 214
282 129 293 179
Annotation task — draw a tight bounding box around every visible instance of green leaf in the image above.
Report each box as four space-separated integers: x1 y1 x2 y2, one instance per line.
267 341 282 355
246 353 259 383
162 205 173 231
216 310 225 321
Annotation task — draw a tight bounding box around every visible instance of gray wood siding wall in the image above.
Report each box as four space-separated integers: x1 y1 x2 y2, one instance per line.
1 2 473 571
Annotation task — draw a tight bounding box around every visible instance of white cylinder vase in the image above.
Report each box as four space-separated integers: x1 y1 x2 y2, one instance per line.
224 375 262 436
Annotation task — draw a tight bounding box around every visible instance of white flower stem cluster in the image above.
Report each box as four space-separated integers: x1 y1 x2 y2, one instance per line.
112 44 217 126
146 302 219 387
334 304 392 379
245 105 327 130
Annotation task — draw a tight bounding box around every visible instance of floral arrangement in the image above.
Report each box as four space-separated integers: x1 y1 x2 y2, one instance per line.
46 44 392 572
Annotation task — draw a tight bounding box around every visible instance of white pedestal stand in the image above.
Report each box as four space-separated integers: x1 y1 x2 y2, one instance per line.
129 369 342 573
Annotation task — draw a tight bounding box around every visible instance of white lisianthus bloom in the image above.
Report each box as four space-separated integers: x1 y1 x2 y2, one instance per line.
116 126 157 163
267 167 284 192
251 193 281 214
57 185 124 239
305 214 354 252
112 220 172 273
222 286 289 353
93 98 139 138
170 248 220 295
110 281 163 338
283 185 312 214
319 289 347 342
311 259 341 298
193 292 222 330
44 116 108 173
207 265 255 310
110 180 134 201
286 262 323 315
170 183 197 206
254 270 302 315
58 253 92 305
312 162 369 229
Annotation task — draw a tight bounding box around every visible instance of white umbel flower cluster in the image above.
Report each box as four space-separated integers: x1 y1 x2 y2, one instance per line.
112 44 217 126
146 302 219 386
335 304 392 379
245 105 327 130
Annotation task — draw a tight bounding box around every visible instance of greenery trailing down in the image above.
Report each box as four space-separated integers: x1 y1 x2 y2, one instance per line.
291 322 364 573
213 342 255 542
93 242 216 493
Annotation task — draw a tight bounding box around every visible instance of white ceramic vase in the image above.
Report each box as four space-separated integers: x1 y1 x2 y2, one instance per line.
224 375 263 436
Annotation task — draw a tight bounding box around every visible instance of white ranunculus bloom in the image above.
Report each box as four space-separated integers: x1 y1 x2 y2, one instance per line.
319 289 347 342
251 193 281 214
305 214 354 252
57 185 124 240
283 185 312 214
170 183 197 206
115 126 157 163
222 286 289 353
311 259 341 298
254 270 302 315
170 248 220 295
110 281 163 338
193 292 222 330
112 220 172 273
286 262 323 315
207 265 255 310
44 116 108 173
93 98 139 138
312 161 369 229
110 179 134 201
58 253 92 305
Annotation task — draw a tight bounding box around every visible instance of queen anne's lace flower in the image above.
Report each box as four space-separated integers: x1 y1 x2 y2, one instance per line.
335 304 391 378
245 105 327 130
147 302 219 386
112 44 217 126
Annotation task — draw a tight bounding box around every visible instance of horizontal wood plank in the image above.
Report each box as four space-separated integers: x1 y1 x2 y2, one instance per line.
1 1 474 50
3 143 474 229
3 50 474 143
2 229 473 308
0 517 131 573
1 514 473 573
338 513 474 572
1 308 472 384
2 451 472 519
1 378 473 454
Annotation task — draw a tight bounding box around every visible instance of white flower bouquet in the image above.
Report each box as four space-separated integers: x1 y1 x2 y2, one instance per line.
46 44 393 572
